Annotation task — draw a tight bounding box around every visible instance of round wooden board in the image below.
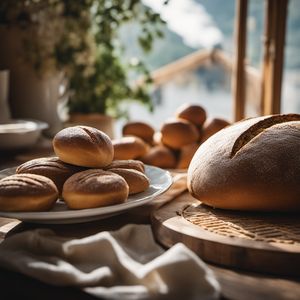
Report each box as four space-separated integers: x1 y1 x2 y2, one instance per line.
151 192 300 277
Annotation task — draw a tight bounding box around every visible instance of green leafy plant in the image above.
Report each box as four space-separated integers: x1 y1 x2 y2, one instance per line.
0 0 165 118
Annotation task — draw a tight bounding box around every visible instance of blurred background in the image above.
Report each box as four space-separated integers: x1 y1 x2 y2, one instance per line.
117 0 300 134
0 0 299 141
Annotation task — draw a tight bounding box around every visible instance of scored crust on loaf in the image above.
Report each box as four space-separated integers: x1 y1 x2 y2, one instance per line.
16 157 84 195
53 126 114 167
0 174 58 211
0 174 57 196
104 159 145 173
109 168 150 194
188 114 300 211
79 126 99 144
230 114 300 158
62 169 129 209
16 157 83 176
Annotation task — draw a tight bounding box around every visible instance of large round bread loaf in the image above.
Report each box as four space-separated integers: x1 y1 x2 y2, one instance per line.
187 114 300 212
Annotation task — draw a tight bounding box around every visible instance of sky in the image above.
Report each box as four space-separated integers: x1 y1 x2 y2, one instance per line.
142 0 223 49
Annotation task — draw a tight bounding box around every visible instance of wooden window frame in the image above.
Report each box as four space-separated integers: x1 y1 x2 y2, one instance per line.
233 0 288 121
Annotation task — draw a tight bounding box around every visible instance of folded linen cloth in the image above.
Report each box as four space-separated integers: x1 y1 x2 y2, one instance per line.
0 224 220 300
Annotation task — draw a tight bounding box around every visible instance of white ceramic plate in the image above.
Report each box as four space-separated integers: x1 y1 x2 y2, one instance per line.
0 165 172 224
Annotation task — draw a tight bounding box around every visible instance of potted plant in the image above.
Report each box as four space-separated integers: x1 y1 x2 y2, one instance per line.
0 0 164 136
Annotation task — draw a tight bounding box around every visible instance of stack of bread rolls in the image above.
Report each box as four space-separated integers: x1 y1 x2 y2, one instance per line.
113 103 230 169
0 126 150 212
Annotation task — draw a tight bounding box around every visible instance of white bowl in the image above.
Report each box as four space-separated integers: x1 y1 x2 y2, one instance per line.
0 119 48 150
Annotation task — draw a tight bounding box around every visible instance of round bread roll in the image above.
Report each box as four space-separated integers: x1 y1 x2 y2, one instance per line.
188 114 300 212
104 159 145 173
113 136 149 160
63 169 129 209
140 145 177 169
176 103 207 127
161 118 200 149
122 121 155 144
201 118 230 142
16 156 84 196
0 174 58 212
53 126 113 168
177 143 200 170
109 168 149 194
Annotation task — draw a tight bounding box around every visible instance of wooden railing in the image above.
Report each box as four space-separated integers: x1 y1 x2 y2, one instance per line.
145 48 262 119
136 0 288 122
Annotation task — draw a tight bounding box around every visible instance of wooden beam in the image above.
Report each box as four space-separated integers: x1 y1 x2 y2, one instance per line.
232 0 248 121
261 0 288 115
211 49 233 72
150 49 212 86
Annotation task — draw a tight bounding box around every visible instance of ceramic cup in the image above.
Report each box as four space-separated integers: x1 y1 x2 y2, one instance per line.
0 69 11 123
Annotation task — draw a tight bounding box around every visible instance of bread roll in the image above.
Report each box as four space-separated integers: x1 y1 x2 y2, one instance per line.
0 174 58 212
176 103 207 127
140 145 177 169
104 159 145 173
201 118 230 142
63 169 129 209
53 126 113 168
16 157 84 196
113 136 149 160
122 121 155 144
177 143 200 170
109 168 149 194
188 114 300 212
161 118 200 149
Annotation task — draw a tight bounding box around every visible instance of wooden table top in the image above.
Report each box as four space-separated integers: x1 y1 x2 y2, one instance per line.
0 141 300 299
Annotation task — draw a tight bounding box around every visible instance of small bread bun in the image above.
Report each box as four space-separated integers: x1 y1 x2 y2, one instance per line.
104 159 145 173
176 103 207 127
140 145 177 169
113 136 149 160
63 169 129 209
16 157 84 196
0 174 58 212
53 126 113 168
201 118 230 142
122 121 155 144
160 118 200 149
109 168 149 194
177 143 200 170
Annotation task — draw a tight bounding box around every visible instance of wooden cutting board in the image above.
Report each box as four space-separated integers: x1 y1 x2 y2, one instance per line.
151 192 300 276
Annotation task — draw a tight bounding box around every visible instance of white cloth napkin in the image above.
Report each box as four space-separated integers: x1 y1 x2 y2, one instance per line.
0 224 220 300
